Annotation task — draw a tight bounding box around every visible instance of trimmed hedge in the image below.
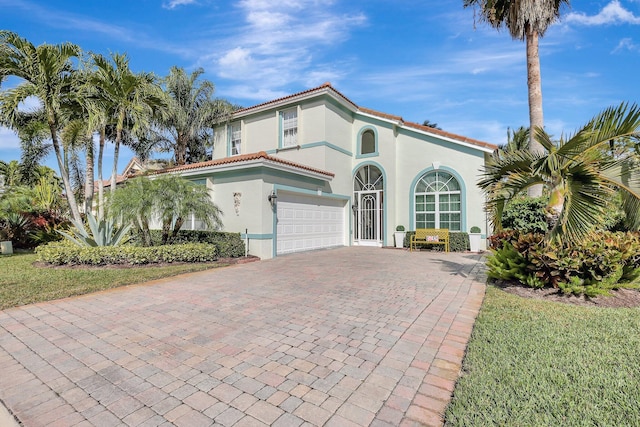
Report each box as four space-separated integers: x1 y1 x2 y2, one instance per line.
36 241 219 266
404 231 470 252
128 230 245 258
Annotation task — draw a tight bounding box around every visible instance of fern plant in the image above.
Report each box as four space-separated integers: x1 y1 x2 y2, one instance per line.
58 212 131 247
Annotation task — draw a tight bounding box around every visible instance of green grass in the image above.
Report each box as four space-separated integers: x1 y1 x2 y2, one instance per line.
0 252 222 310
446 285 640 426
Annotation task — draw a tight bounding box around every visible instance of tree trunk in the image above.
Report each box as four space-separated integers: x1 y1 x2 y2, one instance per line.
111 111 125 196
48 120 82 223
97 128 105 219
84 133 95 215
526 28 544 198
176 133 186 166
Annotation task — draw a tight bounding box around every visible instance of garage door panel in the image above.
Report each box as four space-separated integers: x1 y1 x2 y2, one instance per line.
277 194 345 255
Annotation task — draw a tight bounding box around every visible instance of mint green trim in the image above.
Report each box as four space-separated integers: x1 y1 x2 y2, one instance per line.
274 184 350 201
272 185 278 257
352 161 388 246
190 178 206 186
356 126 379 159
278 112 283 149
396 127 487 156
266 140 352 157
409 166 467 232
353 111 397 130
241 233 273 240
302 141 352 156
226 124 231 157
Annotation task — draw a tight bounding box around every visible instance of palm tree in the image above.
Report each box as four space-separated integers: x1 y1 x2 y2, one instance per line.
150 66 232 165
0 160 22 186
0 31 83 222
88 52 165 195
480 102 640 246
108 174 223 245
463 0 570 197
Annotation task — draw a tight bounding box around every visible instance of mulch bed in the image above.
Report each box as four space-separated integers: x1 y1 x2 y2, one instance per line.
494 280 640 308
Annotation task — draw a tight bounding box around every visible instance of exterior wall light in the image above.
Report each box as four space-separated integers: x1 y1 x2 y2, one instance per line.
268 190 277 207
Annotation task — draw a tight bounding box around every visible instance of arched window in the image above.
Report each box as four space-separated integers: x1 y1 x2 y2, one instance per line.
414 170 461 231
360 129 376 155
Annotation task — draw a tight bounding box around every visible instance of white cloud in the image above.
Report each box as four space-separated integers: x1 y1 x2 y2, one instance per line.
613 37 640 52
204 1 366 97
565 1 640 26
162 0 198 9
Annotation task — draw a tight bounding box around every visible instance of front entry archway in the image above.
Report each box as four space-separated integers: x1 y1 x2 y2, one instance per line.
353 165 384 246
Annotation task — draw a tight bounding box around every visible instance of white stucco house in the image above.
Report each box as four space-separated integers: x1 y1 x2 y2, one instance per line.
155 83 497 259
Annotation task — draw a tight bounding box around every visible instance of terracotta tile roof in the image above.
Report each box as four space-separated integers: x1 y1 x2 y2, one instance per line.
153 151 335 178
358 106 497 150
234 82 358 114
235 83 497 151
94 175 127 190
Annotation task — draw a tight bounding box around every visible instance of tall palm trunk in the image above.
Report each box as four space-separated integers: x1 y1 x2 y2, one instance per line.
84 132 94 214
110 111 125 196
176 133 187 165
48 120 82 223
526 28 544 197
97 128 106 218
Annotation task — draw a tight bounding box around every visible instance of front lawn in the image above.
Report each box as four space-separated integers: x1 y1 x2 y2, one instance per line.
0 252 222 310
445 286 640 426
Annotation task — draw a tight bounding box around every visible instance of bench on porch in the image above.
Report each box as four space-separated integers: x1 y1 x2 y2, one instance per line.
410 228 450 252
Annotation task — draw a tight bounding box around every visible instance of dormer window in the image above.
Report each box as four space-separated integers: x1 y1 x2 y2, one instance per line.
282 109 298 147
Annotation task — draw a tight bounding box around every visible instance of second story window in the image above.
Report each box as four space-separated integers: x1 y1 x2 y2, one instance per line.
361 129 376 154
282 109 298 147
230 124 241 155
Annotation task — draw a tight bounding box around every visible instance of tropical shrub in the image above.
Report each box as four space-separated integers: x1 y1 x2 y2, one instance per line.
128 230 245 258
36 241 218 265
501 196 548 234
479 103 640 246
58 212 131 247
450 232 470 252
487 231 640 296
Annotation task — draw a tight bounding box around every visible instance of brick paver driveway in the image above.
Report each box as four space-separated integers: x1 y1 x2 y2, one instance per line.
0 247 486 427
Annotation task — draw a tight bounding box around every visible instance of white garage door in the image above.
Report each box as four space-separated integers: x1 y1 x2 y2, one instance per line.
277 193 345 255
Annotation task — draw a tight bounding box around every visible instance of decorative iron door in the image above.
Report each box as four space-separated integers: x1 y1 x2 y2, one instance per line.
353 165 384 245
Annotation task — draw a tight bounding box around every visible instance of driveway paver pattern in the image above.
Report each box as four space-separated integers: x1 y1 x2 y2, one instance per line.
0 247 486 426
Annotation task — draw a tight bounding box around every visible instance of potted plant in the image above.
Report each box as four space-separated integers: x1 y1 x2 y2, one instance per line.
394 225 406 249
469 226 482 252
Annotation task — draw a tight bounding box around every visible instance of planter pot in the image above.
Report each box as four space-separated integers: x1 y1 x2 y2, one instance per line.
394 231 406 248
469 233 482 252
1 241 13 255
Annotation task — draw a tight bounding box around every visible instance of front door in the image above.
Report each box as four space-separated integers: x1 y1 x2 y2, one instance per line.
353 165 384 246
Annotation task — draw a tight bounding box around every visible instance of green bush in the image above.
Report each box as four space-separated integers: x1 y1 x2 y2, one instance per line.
128 230 245 257
487 231 640 296
403 230 469 252
450 232 470 252
36 241 219 266
501 196 548 234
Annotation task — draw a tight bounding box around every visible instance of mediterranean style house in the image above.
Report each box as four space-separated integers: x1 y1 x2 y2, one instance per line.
155 83 497 259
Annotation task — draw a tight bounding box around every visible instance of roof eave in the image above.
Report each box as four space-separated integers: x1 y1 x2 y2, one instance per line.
355 110 496 154
232 86 357 119
160 158 334 182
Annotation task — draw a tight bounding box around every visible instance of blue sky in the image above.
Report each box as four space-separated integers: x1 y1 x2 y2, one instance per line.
1 0 639 174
